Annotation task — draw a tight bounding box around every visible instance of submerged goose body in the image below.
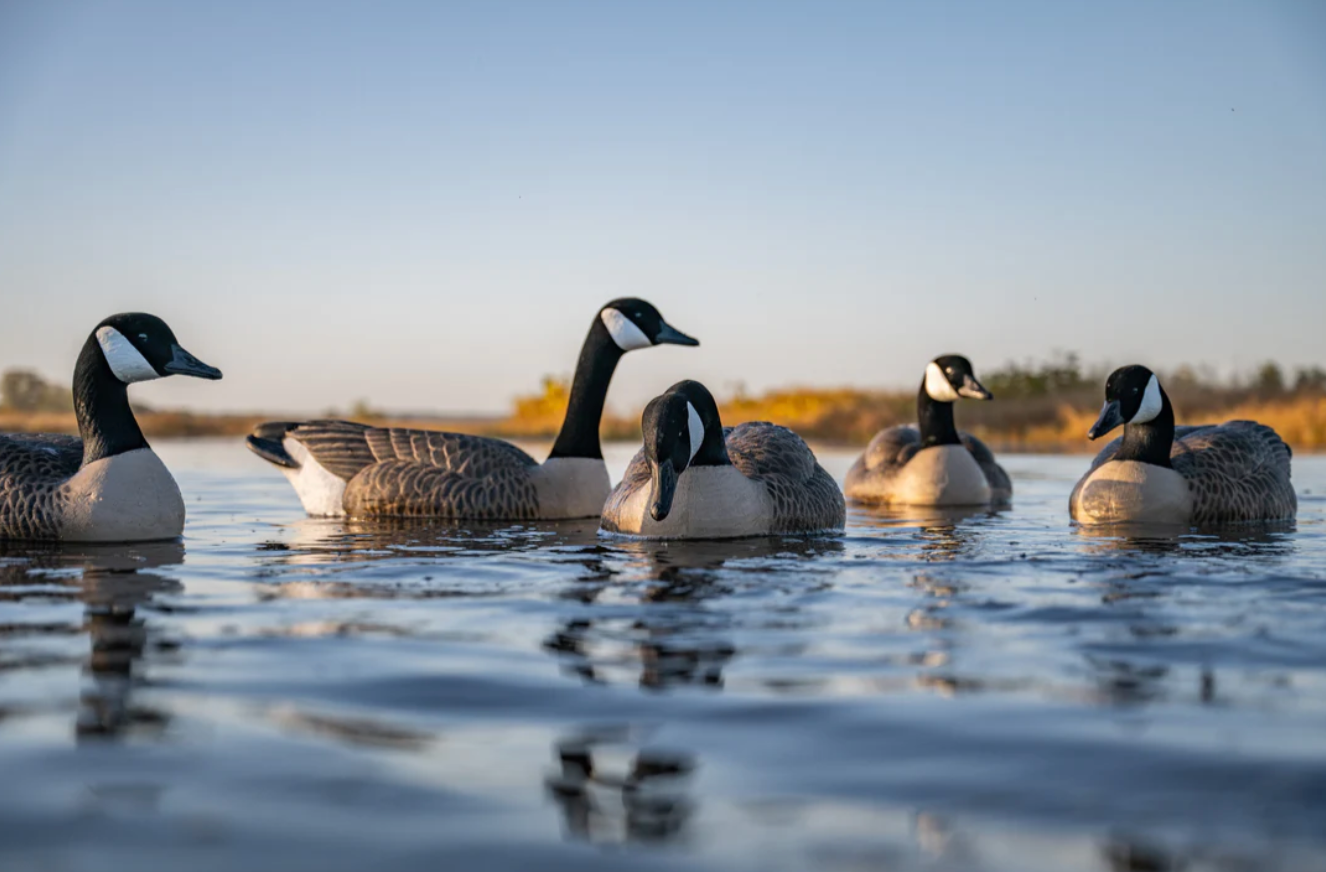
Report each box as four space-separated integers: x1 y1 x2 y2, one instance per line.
845 356 1010 507
0 314 222 542
601 380 844 539
1071 365 1296 525
247 299 698 520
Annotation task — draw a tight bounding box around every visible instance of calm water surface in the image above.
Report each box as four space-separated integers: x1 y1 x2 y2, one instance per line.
2 440 1325 872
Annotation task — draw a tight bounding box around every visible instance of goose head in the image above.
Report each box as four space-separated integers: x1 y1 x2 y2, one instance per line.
924 355 992 403
1088 365 1163 440
599 299 699 352
641 380 723 522
94 313 223 383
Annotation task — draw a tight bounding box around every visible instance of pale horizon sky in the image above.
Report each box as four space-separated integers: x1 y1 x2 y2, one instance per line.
1 0 1324 414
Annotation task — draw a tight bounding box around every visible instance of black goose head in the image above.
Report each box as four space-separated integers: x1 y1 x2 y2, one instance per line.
94 313 222 383
641 380 725 522
598 298 699 352
924 355 992 403
1088 365 1163 440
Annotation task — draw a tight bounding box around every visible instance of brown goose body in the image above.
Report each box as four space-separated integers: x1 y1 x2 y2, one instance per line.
246 299 697 520
602 422 844 539
1071 421 1296 525
1072 366 1295 526
254 420 609 520
844 427 1011 506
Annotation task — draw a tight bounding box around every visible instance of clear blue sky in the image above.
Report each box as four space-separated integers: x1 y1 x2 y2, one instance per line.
1 0 1323 414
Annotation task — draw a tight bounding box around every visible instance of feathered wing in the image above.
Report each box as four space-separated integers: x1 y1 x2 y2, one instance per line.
0 433 84 540
599 448 651 533
844 426 922 495
1170 421 1296 523
958 432 1013 502
725 422 845 533
336 427 540 519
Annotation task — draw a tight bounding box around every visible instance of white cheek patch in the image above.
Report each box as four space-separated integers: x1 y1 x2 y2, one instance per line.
95 326 160 383
924 362 959 402
1132 374 1163 424
686 402 704 461
601 308 651 351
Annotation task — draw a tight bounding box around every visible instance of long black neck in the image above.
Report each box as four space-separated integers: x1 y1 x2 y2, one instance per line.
690 411 731 468
917 380 961 447
1114 388 1175 467
548 320 625 460
73 335 149 465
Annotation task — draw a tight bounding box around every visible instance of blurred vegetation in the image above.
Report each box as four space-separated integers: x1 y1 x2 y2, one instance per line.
1 369 74 413
4 357 1326 452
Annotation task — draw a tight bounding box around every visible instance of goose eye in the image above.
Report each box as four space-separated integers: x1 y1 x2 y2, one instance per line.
138 334 148 341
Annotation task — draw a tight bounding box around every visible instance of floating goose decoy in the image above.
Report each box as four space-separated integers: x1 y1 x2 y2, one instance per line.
246 299 698 519
600 380 844 539
0 314 222 542
1071 365 1296 525
844 355 1011 506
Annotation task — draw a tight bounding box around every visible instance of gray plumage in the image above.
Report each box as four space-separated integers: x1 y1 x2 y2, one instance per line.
1071 421 1296 524
845 425 1012 502
281 421 543 519
0 433 83 540
726 422 845 532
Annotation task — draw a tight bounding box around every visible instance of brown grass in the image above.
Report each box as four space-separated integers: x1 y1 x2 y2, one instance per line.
4 388 1325 454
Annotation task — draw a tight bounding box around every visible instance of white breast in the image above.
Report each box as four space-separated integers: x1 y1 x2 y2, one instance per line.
58 448 186 542
1071 460 1193 525
605 466 773 540
890 444 992 507
531 457 612 519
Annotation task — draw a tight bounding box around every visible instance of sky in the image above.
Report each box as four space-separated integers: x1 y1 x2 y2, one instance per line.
1 0 1323 415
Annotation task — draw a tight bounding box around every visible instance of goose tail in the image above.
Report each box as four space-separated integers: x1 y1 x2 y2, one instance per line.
246 421 301 469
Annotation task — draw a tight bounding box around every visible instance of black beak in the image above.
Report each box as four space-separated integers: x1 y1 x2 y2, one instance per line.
162 344 223 380
649 459 679 521
654 321 699 347
956 374 993 400
1087 400 1124 440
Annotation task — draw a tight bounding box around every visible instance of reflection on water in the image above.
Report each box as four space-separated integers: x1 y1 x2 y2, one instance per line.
1 445 1324 872
546 727 696 846
0 540 183 740
1072 520 1298 558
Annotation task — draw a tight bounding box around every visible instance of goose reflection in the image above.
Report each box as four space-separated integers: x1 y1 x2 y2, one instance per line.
546 536 843 691
853 503 1002 562
0 540 184 741
1072 520 1296 559
252 516 605 600
545 726 695 846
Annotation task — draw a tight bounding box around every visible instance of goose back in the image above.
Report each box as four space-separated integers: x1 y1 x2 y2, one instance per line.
725 422 845 533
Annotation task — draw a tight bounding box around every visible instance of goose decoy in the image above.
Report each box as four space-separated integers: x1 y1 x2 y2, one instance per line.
844 355 1011 506
0 313 222 542
246 299 698 519
1071 365 1296 525
600 380 844 539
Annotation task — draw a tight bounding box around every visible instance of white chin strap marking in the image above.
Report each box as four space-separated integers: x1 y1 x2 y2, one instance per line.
924 362 959 402
96 326 160 383
686 402 704 461
1132 374 1163 424
601 308 651 351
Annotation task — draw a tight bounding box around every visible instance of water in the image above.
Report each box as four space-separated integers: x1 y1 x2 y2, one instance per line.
2 440 1325 872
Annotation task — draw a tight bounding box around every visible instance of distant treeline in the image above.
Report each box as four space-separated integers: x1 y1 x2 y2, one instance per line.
4 356 1326 452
